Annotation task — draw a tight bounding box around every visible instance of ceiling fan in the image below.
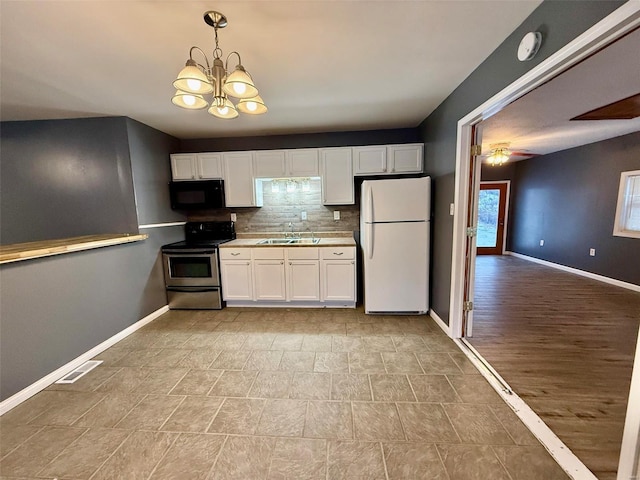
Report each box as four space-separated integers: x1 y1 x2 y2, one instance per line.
480 143 539 165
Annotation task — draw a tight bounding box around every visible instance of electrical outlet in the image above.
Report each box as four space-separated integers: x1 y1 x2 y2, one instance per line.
589 248 596 256
301 211 307 220
539 239 544 246
333 211 340 220
230 213 237 222
449 203 455 216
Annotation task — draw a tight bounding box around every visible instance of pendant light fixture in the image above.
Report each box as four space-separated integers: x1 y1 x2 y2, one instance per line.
171 11 267 119
487 143 511 166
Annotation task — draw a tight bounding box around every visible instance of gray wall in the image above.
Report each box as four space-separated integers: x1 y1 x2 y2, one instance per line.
0 117 139 244
0 117 182 401
509 132 640 285
419 0 624 325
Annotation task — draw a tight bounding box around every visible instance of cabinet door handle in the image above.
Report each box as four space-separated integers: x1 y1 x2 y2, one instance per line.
333 252 344 256
289 262 292 265
351 261 355 264
246 262 251 265
231 252 240 256
280 261 284 264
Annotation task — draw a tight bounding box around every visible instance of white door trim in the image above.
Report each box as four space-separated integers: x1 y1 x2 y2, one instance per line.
449 1 640 340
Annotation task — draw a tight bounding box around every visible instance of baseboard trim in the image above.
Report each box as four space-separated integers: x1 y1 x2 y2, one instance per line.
429 309 451 336
0 305 169 416
506 251 640 293
455 338 597 480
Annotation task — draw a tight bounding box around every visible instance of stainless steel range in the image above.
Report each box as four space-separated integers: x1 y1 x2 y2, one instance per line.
162 221 236 309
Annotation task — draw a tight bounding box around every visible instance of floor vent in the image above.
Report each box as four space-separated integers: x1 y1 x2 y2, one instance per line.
55 360 103 384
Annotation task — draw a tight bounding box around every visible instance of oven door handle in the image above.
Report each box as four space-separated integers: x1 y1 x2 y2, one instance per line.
162 250 217 255
166 287 220 293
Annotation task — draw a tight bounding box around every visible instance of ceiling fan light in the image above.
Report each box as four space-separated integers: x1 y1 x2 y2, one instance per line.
488 147 510 166
208 98 239 119
237 95 267 115
173 62 213 94
223 66 258 99
171 90 208 110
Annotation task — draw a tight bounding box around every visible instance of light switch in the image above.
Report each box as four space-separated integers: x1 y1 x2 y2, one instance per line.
539 240 544 246
449 203 455 216
333 211 340 220
230 213 237 222
301 211 307 220
590 248 596 256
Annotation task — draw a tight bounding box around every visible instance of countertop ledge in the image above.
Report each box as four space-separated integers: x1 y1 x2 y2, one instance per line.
0 233 148 265
223 232 356 248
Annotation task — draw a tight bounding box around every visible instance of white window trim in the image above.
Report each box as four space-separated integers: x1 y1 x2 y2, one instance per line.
613 169 640 239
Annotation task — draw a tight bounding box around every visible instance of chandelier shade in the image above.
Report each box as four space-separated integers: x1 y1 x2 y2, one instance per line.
237 95 268 115
171 11 266 120
487 144 511 166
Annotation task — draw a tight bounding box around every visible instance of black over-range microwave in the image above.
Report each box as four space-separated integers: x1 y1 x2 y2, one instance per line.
169 180 225 210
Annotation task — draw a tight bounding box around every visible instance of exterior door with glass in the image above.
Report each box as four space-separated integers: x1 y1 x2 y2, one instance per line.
477 182 509 255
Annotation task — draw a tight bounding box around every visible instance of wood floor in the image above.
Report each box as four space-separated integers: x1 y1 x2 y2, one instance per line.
468 255 640 480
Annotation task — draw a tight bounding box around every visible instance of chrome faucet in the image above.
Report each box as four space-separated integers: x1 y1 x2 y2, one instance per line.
285 222 299 238
306 227 315 242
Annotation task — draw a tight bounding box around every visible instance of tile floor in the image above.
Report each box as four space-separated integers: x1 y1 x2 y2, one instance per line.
0 308 570 479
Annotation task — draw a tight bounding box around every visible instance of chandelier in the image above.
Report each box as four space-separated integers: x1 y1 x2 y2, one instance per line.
487 143 510 166
171 11 267 119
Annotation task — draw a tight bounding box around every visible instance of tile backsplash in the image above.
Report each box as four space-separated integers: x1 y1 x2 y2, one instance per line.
189 178 360 233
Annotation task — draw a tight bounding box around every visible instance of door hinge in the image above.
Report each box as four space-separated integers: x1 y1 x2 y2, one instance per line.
470 144 482 156
464 301 474 312
466 227 477 237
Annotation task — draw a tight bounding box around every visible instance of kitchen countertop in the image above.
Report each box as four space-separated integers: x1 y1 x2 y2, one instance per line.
221 232 356 248
0 233 148 265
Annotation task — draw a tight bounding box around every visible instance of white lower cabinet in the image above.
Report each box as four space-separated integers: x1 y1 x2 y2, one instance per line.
220 249 253 301
321 247 356 302
287 247 320 301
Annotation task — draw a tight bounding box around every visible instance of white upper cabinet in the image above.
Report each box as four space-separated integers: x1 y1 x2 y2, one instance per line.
223 151 259 207
388 144 423 173
320 148 354 205
254 149 319 177
171 153 224 180
170 154 198 180
286 149 319 176
353 143 423 175
353 146 387 175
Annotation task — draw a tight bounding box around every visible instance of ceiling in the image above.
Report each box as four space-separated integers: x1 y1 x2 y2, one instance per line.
480 27 640 161
0 1 541 139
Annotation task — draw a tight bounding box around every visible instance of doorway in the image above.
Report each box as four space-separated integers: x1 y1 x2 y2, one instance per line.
477 181 508 255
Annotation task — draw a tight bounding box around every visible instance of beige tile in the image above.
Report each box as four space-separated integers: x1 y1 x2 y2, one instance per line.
316 322 347 336
446 375 503 404
301 335 333 352
46 366 120 392
437 444 511 480
352 402 405 441
290 372 331 400
170 369 223 396
214 333 247 350
114 348 162 367
304 401 353 439
489 403 539 445
383 443 448 480
331 374 372 401
327 440 386 480
271 333 304 351
382 352 424 374
95 367 152 393
208 398 265 435
210 350 251 370
242 333 277 350
279 351 316 372
133 367 189 394
150 433 226 480
256 399 307 437
90 430 178 480
0 423 42 458
492 445 570 480
448 352 480 374
314 352 349 373
209 370 257 397
0 392 61 425
91 346 132 365
115 394 184 430
349 352 386 373
72 392 144 428
362 336 396 352
177 349 221 369
408 375 461 403
37 428 130 479
249 371 292 398
181 333 220 349
332 335 365 353
415 352 464 374
396 403 459 443
444 404 514 445
28 391 105 426
422 335 460 352
161 396 224 433
392 335 430 352
268 438 326 480
209 435 275 480
244 350 284 371
0 426 85 477
150 332 193 348
369 374 416 401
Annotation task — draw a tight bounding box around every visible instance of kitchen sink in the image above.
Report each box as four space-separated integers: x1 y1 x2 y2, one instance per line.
288 238 321 244
257 238 293 244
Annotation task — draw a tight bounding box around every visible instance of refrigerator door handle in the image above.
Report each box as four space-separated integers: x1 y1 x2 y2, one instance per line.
366 223 374 259
366 185 374 223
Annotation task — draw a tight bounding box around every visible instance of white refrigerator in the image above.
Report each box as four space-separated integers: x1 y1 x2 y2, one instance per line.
361 177 430 314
